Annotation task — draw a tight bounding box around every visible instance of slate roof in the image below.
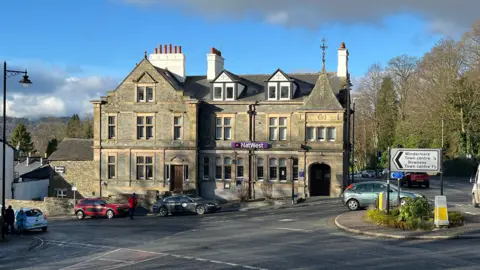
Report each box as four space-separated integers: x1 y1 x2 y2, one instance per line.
48 138 93 161
300 71 343 110
14 166 51 182
15 158 45 177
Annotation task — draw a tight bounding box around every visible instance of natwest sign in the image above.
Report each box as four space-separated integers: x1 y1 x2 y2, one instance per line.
231 142 269 149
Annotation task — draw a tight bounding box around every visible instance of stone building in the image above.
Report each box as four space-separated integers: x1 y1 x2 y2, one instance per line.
91 43 352 199
48 138 94 199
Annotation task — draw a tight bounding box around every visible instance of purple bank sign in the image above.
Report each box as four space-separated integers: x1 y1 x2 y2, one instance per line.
231 142 269 149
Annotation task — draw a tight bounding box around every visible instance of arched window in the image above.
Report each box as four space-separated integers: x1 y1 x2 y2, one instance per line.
257 158 264 181
224 157 232 180
269 158 278 180
237 158 244 178
279 158 287 181
215 157 222 180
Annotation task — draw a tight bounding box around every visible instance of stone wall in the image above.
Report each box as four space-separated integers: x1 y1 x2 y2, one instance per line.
5 197 76 216
49 161 95 199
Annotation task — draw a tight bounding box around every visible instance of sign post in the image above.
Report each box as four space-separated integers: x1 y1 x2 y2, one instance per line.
386 147 391 214
391 171 403 206
72 186 77 205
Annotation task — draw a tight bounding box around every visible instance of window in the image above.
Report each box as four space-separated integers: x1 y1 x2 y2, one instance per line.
293 158 299 181
164 165 170 181
107 156 116 179
56 189 67 198
214 86 222 100
257 158 264 181
215 117 232 140
203 157 210 180
215 157 222 180
373 183 386 192
136 156 153 180
137 116 154 140
317 127 326 141
224 157 232 180
356 183 373 192
327 127 336 141
137 86 153 102
237 158 244 178
174 116 182 140
269 117 287 141
306 127 315 141
226 86 234 100
279 158 287 181
184 165 189 181
108 116 116 139
280 85 289 99
269 158 277 180
268 86 277 99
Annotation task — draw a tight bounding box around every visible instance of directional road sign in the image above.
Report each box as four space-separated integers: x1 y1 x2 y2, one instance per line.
391 172 403 179
390 148 441 172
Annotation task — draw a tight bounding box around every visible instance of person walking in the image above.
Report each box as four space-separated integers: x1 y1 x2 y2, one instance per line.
16 208 27 236
128 193 137 220
5 206 15 235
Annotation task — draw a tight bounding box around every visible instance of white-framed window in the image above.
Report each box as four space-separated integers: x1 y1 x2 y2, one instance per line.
306 127 315 141
174 116 183 140
224 157 232 180
327 127 336 141
137 86 154 102
293 158 299 181
56 189 67 198
215 117 232 140
269 158 277 181
225 86 234 100
269 117 287 141
107 156 116 179
237 158 244 179
280 85 290 99
268 85 277 100
317 127 326 141
279 158 287 181
257 158 264 181
137 116 154 140
108 116 116 139
215 157 222 180
213 85 223 100
136 156 153 180
203 157 210 180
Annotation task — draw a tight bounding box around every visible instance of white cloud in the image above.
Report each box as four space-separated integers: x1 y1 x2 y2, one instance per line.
1 62 118 118
119 0 480 34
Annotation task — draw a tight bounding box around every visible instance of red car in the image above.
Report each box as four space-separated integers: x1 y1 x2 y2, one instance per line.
401 172 430 188
74 198 130 220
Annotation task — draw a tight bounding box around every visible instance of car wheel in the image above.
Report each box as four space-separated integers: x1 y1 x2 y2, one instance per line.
76 210 85 220
158 207 168 217
347 199 359 211
473 194 479 208
196 205 206 215
42 227 47 232
106 210 115 219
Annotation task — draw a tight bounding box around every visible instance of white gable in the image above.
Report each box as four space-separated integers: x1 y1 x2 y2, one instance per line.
215 72 232 82
270 71 288 81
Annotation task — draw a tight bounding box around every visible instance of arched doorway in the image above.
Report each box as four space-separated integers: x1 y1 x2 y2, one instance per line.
309 163 331 196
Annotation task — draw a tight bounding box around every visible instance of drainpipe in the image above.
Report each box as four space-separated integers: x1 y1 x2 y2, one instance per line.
247 104 253 200
99 102 103 197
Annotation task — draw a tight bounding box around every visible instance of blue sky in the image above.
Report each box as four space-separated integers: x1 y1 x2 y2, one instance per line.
0 0 477 118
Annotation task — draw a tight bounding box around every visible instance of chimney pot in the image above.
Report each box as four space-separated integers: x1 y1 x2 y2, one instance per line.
179 46 182 53
169 44 172 53
210 47 216 54
159 44 162 54
154 47 158 54
340 42 346 49
174 46 178 53
44 153 47 158
164 45 167 53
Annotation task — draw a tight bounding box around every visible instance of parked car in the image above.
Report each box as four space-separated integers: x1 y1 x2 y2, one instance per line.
152 195 221 216
74 198 130 220
401 172 430 188
341 181 423 211
14 208 48 232
361 170 376 178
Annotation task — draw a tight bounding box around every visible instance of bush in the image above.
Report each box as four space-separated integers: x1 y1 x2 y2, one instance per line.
448 211 465 227
398 197 432 222
366 209 434 231
237 183 249 202
261 183 273 200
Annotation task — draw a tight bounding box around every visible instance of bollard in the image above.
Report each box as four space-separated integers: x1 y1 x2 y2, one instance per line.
378 192 387 210
434 196 449 227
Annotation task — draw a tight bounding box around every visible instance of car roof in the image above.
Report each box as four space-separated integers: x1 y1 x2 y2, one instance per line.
354 181 387 184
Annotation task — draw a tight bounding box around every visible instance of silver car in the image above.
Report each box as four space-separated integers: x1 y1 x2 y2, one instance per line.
341 181 423 211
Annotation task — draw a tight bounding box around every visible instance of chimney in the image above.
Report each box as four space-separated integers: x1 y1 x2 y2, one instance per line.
40 157 43 164
207 47 225 81
159 44 162 54
154 47 158 54
149 44 186 83
337 42 349 78
26 156 30 166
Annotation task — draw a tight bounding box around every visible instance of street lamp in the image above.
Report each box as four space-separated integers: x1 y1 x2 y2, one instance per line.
351 98 356 184
2 62 32 239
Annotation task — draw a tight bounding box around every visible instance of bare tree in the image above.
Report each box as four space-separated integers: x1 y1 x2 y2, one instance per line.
386 55 418 120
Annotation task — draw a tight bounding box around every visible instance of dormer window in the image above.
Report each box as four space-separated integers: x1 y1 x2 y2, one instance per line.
280 85 290 99
226 86 234 100
214 86 223 100
268 85 277 100
266 69 296 101
211 70 245 101
136 86 154 102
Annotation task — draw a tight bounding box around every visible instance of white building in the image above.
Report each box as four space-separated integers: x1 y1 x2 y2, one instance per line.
0 140 15 201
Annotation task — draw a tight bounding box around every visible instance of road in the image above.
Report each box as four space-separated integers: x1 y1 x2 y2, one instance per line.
2 177 480 270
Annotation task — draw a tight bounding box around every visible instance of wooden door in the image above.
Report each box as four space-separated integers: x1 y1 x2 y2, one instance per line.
172 165 184 193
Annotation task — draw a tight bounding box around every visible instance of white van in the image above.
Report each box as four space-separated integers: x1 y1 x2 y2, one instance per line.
471 165 480 207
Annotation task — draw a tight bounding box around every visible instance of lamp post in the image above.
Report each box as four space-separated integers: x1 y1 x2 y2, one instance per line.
2 62 32 239
289 156 295 204
351 98 356 184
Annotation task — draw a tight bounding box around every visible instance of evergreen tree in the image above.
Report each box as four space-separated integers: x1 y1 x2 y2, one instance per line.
376 76 398 151
9 123 35 155
45 138 58 157
83 120 93 139
66 114 83 138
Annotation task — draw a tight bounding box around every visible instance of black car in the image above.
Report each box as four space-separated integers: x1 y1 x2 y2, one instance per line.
152 195 221 216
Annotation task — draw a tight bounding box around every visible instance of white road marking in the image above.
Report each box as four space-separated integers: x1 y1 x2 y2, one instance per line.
465 212 478 215
31 237 44 251
59 248 121 270
98 258 133 264
278 219 296 222
275 227 312 232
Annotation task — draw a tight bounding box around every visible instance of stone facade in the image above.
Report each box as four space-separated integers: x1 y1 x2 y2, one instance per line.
92 45 352 200
6 197 76 216
49 161 95 199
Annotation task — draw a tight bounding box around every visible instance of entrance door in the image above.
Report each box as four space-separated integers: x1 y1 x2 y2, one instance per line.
309 163 331 196
171 165 184 193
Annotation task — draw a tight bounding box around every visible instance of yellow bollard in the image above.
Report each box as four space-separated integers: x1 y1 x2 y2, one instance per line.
434 196 449 227
378 192 385 210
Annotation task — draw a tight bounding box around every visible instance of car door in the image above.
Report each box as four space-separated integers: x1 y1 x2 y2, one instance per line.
164 197 178 213
354 183 375 206
94 200 107 216
178 196 195 213
33 209 46 227
83 200 96 216
25 209 39 229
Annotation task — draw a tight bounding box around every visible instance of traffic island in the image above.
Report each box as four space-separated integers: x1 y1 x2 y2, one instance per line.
335 210 480 240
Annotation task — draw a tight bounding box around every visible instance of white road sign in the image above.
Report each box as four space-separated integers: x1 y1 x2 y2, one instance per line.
390 148 441 172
